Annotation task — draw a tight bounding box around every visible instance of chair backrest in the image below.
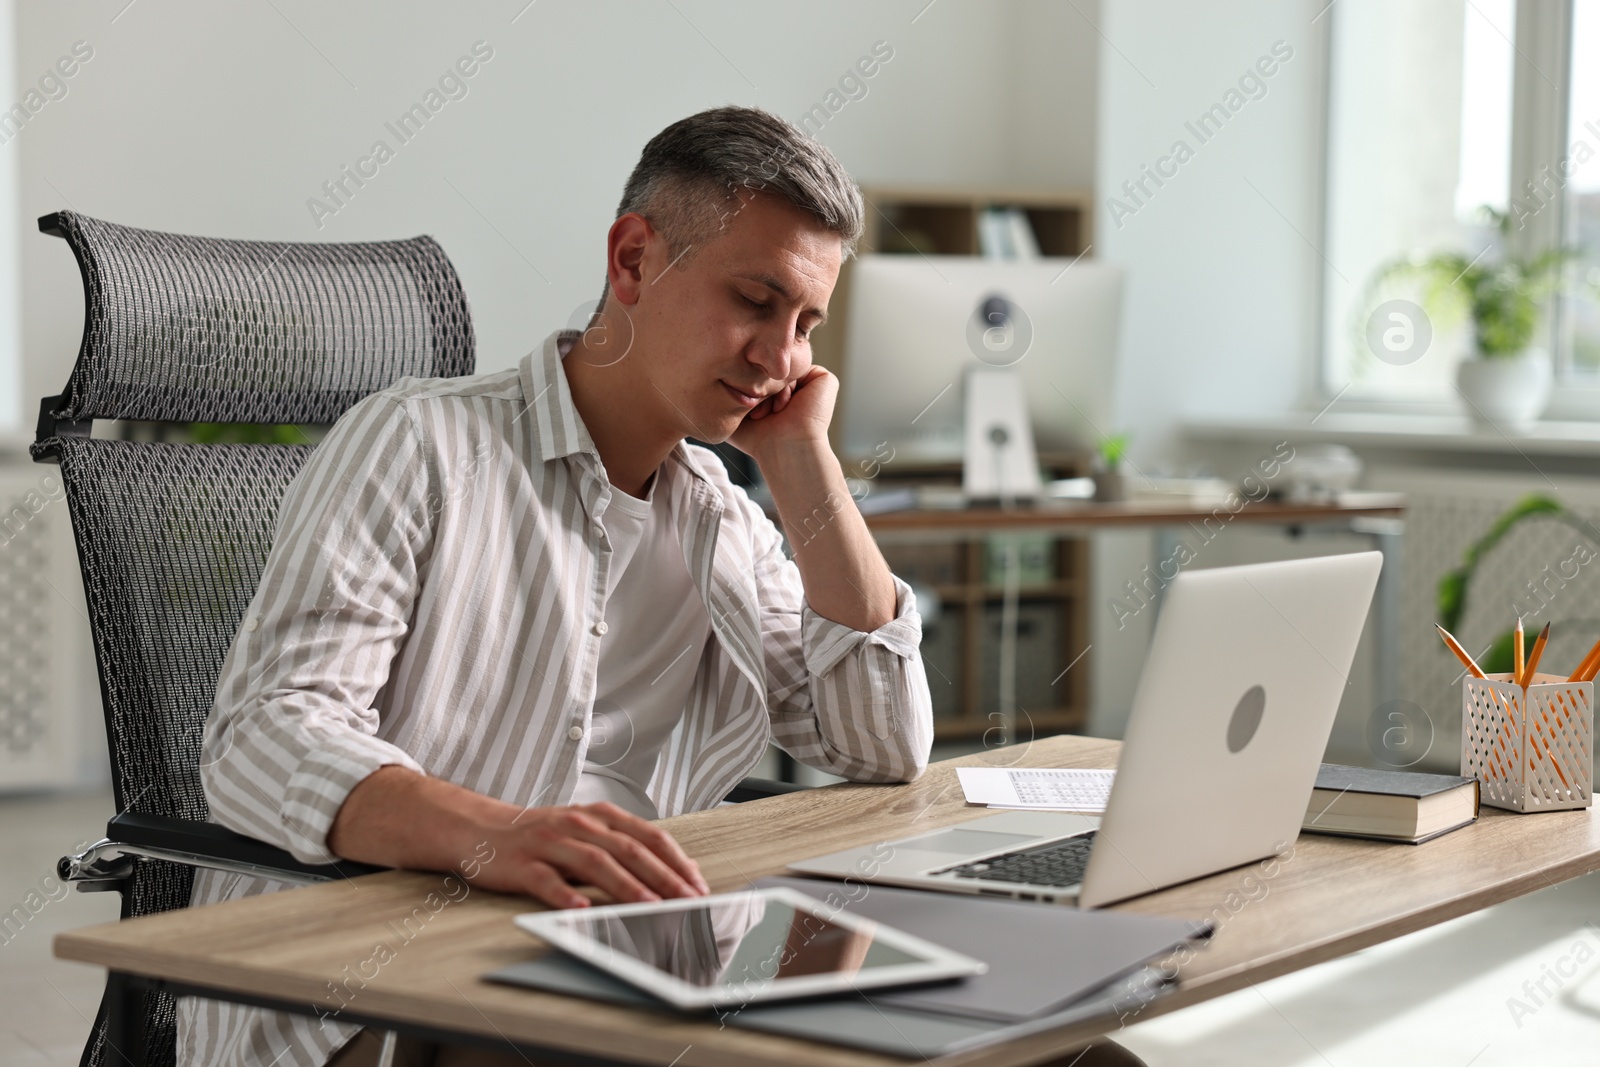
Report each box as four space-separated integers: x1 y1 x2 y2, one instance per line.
30 210 475 1067
35 209 475 817
37 210 474 428
45 439 316 821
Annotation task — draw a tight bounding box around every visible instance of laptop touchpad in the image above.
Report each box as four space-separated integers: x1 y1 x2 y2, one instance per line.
894 828 1037 854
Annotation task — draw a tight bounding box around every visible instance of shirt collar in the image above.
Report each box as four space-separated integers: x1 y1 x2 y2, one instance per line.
520 328 717 492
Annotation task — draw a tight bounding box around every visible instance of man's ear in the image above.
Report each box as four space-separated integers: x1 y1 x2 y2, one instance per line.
606 213 652 307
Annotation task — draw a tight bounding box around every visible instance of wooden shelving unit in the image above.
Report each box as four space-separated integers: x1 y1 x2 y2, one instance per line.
877 532 1091 739
816 184 1096 745
852 453 1093 742
859 183 1093 256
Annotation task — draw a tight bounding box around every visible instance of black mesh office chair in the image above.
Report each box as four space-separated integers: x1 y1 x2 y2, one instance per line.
31 211 801 1067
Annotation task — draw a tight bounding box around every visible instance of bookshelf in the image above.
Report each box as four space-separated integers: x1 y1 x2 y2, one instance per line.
846 454 1094 742
884 533 1092 739
817 185 1096 743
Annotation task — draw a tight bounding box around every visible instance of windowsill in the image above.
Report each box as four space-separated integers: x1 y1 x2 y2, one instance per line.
1183 411 1600 458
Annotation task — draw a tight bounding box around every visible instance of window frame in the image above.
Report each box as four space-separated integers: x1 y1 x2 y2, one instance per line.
1315 0 1600 419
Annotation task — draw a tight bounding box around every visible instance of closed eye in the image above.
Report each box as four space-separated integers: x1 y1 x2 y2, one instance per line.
739 290 812 341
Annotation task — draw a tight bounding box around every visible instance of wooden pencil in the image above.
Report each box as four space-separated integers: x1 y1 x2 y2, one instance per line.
1435 623 1486 679
1568 635 1600 682
1522 622 1551 686
1514 617 1526 686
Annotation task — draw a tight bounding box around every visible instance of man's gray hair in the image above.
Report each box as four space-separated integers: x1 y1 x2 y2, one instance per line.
595 106 863 308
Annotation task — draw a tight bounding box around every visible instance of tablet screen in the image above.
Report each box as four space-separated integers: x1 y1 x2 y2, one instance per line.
549 891 916 989
519 888 984 1008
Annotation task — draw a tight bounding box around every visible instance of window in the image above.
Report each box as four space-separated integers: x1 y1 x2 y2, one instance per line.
1559 0 1600 373
1321 0 1600 410
1321 0 1517 404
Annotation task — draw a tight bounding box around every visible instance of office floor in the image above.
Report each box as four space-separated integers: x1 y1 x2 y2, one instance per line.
3 790 1598 1067
1 789 121 1067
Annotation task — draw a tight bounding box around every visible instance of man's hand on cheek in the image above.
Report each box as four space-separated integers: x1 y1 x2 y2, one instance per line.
730 365 837 460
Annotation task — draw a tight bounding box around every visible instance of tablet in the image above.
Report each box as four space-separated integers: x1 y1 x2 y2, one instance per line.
514 887 987 1011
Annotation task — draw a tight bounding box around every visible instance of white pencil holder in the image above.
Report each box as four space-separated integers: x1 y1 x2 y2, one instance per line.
1461 673 1593 813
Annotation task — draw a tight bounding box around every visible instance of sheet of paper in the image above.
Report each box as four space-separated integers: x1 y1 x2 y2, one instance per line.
956 767 1117 812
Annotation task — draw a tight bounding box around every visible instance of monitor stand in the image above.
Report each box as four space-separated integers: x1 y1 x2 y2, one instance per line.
962 367 1043 506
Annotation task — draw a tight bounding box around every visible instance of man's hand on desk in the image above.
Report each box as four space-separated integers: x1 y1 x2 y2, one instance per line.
326 766 709 909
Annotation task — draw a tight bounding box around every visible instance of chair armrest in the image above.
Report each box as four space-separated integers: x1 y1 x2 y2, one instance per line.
67 789 800 892
59 813 384 888
723 776 810 803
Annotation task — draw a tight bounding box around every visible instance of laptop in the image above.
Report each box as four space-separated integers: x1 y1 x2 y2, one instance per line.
788 551 1384 909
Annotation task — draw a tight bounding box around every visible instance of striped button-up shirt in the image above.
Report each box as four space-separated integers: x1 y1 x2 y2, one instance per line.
177 329 934 1067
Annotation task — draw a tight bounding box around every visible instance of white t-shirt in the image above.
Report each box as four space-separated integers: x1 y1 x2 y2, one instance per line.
571 468 712 819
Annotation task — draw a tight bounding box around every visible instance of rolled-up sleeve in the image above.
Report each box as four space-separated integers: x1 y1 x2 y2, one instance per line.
744 494 934 783
200 394 433 864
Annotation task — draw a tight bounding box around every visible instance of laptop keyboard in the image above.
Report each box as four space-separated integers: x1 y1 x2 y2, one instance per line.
936 831 1097 888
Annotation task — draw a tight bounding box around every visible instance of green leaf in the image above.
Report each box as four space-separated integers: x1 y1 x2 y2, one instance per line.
184 422 312 445
1097 432 1131 469
1437 569 1468 633
1467 495 1564 566
1439 494 1568 631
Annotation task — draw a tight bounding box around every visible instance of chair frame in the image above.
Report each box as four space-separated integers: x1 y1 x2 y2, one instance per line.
32 209 806 1067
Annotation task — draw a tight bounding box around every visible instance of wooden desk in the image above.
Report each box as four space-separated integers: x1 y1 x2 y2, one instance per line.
860 495 1406 539
858 495 1407 745
59 734 1596 1066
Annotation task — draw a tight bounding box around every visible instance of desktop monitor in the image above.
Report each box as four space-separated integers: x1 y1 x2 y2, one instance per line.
836 255 1125 463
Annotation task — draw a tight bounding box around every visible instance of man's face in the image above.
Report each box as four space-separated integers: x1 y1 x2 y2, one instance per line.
626 190 842 443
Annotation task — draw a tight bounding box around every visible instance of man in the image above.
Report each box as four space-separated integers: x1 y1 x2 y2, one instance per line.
178 106 934 1067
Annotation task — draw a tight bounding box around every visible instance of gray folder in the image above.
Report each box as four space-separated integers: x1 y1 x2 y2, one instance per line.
486 876 1210 1058
755 875 1208 1022
489 950 1177 1058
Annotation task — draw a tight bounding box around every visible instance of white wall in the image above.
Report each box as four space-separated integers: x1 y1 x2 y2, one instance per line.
1010 0 1099 190
9 0 1099 427
1090 0 1330 731
0 0 20 435
1097 0 1325 459
2 0 1101 783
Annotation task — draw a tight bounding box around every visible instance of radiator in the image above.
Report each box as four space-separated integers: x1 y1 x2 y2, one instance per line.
1369 465 1600 775
0 459 94 790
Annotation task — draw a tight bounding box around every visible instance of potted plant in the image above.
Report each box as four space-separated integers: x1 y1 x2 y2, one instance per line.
1092 432 1131 502
1364 207 1587 429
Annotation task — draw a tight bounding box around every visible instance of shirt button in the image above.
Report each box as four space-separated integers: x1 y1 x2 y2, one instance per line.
243 616 259 632
567 725 585 741
593 621 608 636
